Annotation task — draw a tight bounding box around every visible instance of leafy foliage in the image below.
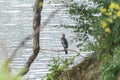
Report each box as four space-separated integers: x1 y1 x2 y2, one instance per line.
58 0 120 80
60 1 102 47
98 46 120 80
42 54 79 80
0 60 24 80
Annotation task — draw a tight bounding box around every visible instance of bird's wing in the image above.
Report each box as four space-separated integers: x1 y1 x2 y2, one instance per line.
64 38 68 48
61 38 68 48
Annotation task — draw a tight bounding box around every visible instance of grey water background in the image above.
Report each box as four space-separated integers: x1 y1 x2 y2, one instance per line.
0 0 88 79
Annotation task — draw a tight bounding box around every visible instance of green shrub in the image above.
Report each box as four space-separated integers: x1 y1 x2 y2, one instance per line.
42 54 79 80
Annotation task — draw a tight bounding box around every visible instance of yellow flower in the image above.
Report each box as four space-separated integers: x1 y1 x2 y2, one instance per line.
108 12 112 16
100 8 107 13
116 11 120 17
115 3 120 10
105 12 112 16
105 27 111 33
107 19 113 23
109 3 120 11
109 3 116 11
101 21 107 28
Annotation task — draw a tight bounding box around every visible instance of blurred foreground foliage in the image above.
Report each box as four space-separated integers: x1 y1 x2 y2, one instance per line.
0 60 24 80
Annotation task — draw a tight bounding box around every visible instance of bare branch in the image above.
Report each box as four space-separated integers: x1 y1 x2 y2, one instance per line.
8 44 85 58
40 48 85 58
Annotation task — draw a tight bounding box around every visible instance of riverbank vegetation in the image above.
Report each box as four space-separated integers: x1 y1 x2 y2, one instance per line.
43 0 120 80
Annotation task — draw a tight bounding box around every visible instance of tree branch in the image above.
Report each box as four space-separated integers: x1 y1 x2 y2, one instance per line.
40 48 85 58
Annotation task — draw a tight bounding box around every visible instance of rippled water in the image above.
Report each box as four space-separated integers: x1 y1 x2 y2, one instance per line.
0 0 85 79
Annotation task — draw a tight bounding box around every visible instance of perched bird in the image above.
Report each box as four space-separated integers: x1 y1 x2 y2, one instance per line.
61 34 68 54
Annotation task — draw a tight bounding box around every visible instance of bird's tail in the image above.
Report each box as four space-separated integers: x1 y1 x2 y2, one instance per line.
65 50 68 54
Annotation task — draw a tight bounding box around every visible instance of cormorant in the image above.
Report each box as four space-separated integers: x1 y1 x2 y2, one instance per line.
61 34 68 54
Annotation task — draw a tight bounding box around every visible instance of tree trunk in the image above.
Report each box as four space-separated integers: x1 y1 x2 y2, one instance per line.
22 0 43 75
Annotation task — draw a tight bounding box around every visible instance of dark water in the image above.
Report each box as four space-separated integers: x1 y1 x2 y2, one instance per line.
0 0 87 79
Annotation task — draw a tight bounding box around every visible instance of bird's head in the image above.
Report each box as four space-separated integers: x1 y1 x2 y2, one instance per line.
62 33 65 37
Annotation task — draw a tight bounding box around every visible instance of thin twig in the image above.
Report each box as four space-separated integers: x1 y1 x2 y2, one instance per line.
8 36 32 62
